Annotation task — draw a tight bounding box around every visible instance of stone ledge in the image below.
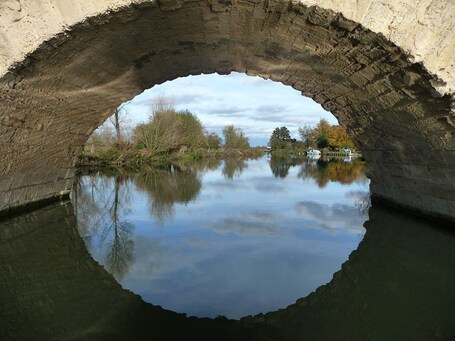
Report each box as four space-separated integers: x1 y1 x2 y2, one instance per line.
371 193 455 226
0 191 71 221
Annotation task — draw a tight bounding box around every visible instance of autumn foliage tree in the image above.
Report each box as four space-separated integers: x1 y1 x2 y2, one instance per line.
299 119 355 151
328 125 355 150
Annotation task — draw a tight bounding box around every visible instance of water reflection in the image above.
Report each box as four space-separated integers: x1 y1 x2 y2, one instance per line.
1 201 453 340
267 155 368 188
0 202 256 340
73 173 135 280
268 155 295 178
73 157 370 319
298 157 368 188
134 164 202 222
249 206 455 340
222 158 248 179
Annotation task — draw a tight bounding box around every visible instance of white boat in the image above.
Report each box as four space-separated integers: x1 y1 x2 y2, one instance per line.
307 149 321 156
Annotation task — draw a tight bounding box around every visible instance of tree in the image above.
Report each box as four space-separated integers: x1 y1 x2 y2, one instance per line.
314 119 331 149
328 125 355 150
206 132 222 149
298 119 356 151
176 110 206 149
134 110 181 153
298 124 315 149
133 97 207 154
108 105 130 149
87 123 114 151
149 96 175 120
222 125 250 149
269 126 292 151
85 105 131 153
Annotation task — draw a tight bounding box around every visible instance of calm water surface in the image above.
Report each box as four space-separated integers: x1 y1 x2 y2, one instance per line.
1 156 454 340
73 156 369 319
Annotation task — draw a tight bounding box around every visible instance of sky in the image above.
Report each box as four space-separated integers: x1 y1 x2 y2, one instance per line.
119 72 338 146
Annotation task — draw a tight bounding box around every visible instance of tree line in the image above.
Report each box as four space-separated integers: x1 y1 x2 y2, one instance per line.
268 119 356 152
84 97 256 165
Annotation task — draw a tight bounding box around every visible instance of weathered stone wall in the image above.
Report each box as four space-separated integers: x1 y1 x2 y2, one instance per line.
0 0 454 221
1 0 453 94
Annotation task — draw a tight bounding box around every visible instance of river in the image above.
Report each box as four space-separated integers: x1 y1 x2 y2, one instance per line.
0 156 453 340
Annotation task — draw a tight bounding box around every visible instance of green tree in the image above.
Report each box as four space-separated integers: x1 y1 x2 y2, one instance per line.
176 110 206 149
133 97 206 154
134 110 181 153
222 125 250 149
269 126 292 151
206 132 222 149
314 119 331 149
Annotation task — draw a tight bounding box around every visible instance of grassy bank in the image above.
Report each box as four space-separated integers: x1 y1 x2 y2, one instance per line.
77 146 266 169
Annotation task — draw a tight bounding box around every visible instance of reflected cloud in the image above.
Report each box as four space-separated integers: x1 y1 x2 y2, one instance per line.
251 176 287 193
212 218 282 236
205 179 246 189
345 190 369 202
345 190 371 216
208 210 282 236
127 237 186 282
295 201 366 235
242 211 275 223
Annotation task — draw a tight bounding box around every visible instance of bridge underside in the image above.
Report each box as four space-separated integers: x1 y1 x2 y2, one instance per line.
0 1 454 221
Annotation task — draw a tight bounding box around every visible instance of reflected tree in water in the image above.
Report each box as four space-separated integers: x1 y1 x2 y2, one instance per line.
134 164 202 223
269 155 291 179
72 173 135 281
298 158 367 188
222 158 248 179
102 176 135 280
186 158 222 175
202 158 222 172
268 155 301 178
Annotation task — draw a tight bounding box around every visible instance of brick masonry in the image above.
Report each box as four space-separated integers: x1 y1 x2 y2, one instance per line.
0 0 454 221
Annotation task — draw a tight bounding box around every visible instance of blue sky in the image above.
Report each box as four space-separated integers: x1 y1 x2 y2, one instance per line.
120 72 338 146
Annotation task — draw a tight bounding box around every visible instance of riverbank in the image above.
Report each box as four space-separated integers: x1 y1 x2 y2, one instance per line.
76 147 266 169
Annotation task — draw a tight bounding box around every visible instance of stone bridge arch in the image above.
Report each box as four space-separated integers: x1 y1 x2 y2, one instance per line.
0 0 454 221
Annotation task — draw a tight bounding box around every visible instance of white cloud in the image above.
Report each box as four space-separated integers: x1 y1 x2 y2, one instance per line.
121 72 338 145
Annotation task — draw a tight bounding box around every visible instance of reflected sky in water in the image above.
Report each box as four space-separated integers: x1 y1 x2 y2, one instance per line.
73 156 369 319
